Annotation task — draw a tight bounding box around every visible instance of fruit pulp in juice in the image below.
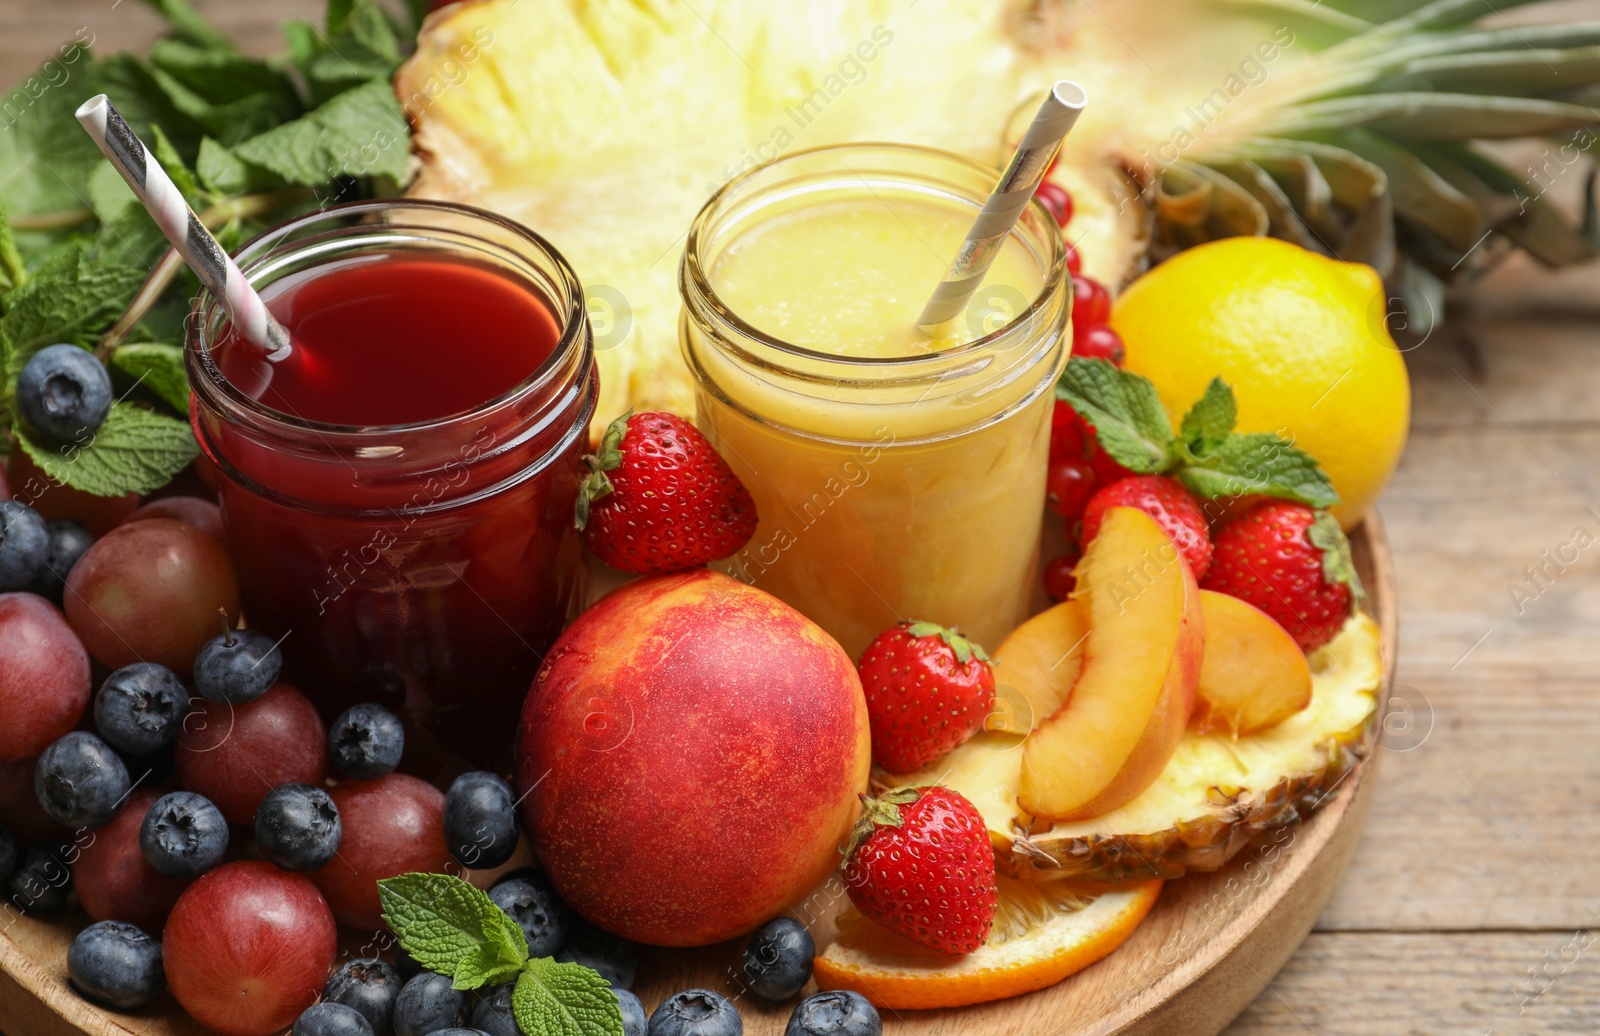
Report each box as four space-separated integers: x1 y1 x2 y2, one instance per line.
210 255 583 769
700 196 1057 658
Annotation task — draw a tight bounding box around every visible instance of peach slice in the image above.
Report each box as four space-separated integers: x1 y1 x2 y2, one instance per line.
1019 507 1202 823
988 599 1090 735
1192 590 1312 737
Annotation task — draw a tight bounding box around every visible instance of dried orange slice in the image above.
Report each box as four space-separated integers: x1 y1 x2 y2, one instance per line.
813 876 1162 1010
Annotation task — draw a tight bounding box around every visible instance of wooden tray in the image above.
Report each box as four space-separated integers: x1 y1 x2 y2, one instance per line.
0 516 1397 1036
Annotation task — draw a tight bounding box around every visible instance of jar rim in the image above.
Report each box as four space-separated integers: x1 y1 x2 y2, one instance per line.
681 141 1067 372
188 198 589 440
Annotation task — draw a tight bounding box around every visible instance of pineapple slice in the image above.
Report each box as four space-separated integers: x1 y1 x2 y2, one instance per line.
401 0 1600 420
890 611 1384 883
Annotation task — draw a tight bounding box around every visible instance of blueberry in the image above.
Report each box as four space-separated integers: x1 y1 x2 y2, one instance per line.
648 989 742 1036
468 983 517 1036
744 917 814 1001
0 822 17 885
328 702 405 779
557 917 637 990
140 790 229 878
35 731 130 828
0 500 49 592
94 663 189 757
614 987 648 1036
7 843 71 910
487 876 567 959
324 958 403 1036
443 771 517 870
784 991 881 1036
67 920 165 1009
32 519 94 605
394 971 465 1036
423 1030 489 1036
193 626 282 704
256 782 342 871
294 1002 376 1036
16 344 113 445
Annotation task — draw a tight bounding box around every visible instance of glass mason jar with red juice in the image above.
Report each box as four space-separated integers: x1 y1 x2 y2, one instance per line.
187 201 596 770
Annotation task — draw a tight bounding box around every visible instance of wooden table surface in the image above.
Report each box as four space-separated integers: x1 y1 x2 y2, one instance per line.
5 3 1600 1033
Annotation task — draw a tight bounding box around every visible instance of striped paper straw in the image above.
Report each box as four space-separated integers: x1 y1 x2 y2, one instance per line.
917 80 1088 332
75 94 292 361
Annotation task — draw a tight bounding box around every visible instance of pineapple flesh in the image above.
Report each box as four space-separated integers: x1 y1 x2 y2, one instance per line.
889 612 1385 883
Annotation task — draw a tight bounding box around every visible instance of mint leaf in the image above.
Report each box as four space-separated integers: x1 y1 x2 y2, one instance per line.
16 403 198 496
0 54 107 217
111 343 189 413
1055 357 1173 473
1308 511 1365 605
87 161 139 224
89 53 208 161
231 80 408 186
0 201 26 294
136 0 235 52
147 39 303 146
512 957 625 1036
1 244 146 380
1178 377 1235 453
378 873 528 991
1176 432 1340 508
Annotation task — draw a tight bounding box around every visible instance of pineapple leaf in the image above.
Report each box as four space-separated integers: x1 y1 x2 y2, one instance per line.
1267 93 1600 140
1209 0 1374 35
1377 46 1600 97
1337 130 1482 250
1427 143 1600 266
1215 160 1326 250
1347 0 1553 44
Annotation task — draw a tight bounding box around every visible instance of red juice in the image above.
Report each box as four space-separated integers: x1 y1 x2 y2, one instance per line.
190 204 596 772
217 257 562 426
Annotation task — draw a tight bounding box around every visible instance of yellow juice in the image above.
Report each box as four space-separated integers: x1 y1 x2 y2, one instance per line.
681 145 1069 658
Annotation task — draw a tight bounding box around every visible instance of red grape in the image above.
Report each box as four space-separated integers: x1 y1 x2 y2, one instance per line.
65 518 240 673
163 860 337 1036
0 464 9 500
176 682 327 825
1074 324 1126 366
73 786 192 933
311 774 448 931
1070 275 1112 330
7 449 138 536
1046 457 1099 520
0 756 60 842
1043 555 1078 601
0 592 91 761
123 497 224 543
1035 181 1074 226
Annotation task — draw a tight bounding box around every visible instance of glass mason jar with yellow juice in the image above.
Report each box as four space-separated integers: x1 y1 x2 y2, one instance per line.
680 144 1070 658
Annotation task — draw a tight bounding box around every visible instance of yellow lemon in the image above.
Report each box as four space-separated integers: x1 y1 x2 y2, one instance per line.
1111 237 1409 528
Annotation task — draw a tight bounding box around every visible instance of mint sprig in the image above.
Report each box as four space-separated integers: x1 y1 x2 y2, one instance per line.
379 873 624 1036
1056 358 1340 509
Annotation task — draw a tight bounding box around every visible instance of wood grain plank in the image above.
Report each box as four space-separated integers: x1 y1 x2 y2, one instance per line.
1225 931 1600 1036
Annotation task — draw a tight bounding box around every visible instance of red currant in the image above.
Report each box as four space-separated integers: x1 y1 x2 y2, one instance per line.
1046 457 1099 519
1043 555 1077 601
1035 182 1074 227
1050 401 1089 462
1075 324 1126 366
1063 241 1082 276
1070 275 1112 330
1088 440 1138 486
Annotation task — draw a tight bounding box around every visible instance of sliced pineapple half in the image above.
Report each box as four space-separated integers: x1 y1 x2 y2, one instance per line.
888 611 1385 883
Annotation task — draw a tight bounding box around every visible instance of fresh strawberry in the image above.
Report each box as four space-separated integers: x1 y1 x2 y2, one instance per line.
574 411 758 575
1081 475 1213 579
1202 501 1364 651
858 621 995 774
841 786 997 955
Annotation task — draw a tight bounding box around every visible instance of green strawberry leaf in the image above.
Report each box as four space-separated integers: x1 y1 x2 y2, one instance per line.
1176 433 1340 508
378 873 528 992
574 411 631 530
1055 357 1173 474
1308 511 1366 605
15 403 199 497
905 620 990 664
842 788 921 860
512 957 624 1036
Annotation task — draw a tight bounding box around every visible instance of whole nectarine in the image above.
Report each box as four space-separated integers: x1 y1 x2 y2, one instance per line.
516 570 870 947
